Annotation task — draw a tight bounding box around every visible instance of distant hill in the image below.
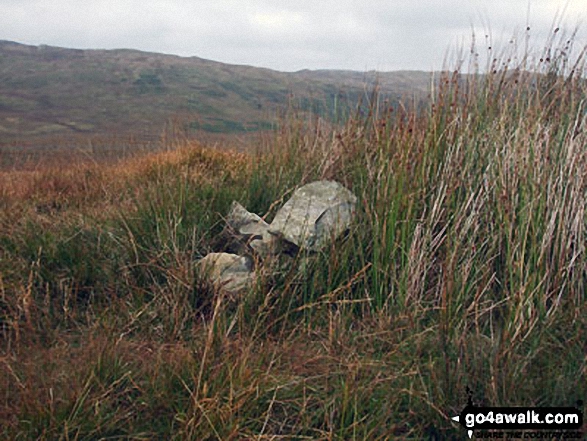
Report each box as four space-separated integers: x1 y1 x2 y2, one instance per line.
0 40 432 145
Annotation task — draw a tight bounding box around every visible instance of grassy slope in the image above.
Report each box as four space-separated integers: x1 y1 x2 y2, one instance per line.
1 39 586 439
0 40 431 144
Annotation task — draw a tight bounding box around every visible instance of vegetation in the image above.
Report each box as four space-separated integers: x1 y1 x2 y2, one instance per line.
1 32 586 439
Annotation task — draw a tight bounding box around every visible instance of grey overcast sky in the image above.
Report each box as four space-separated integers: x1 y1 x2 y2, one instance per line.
0 0 585 72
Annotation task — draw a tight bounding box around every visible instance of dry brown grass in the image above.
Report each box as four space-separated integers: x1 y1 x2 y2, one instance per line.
0 140 251 217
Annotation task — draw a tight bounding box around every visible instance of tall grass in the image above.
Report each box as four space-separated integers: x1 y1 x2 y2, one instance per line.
1 32 586 439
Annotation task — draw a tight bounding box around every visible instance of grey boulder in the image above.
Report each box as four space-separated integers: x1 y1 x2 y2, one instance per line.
269 180 357 251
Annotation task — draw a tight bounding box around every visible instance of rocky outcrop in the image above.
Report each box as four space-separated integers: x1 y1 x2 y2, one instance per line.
197 180 357 295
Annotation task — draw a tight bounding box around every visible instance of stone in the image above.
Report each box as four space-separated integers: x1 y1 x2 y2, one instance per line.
269 180 357 251
197 252 254 294
226 201 277 258
226 201 268 235
249 231 278 257
197 181 357 296
239 222 269 238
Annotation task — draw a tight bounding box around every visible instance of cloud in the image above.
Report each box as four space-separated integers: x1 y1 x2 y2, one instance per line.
0 0 584 71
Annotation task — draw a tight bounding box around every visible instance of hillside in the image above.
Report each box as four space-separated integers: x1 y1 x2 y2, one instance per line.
0 40 431 145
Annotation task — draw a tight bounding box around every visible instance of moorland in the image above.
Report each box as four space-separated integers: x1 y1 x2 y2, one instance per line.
1 36 586 439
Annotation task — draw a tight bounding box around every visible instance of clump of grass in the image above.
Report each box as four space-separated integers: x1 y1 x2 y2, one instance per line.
1 29 586 439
